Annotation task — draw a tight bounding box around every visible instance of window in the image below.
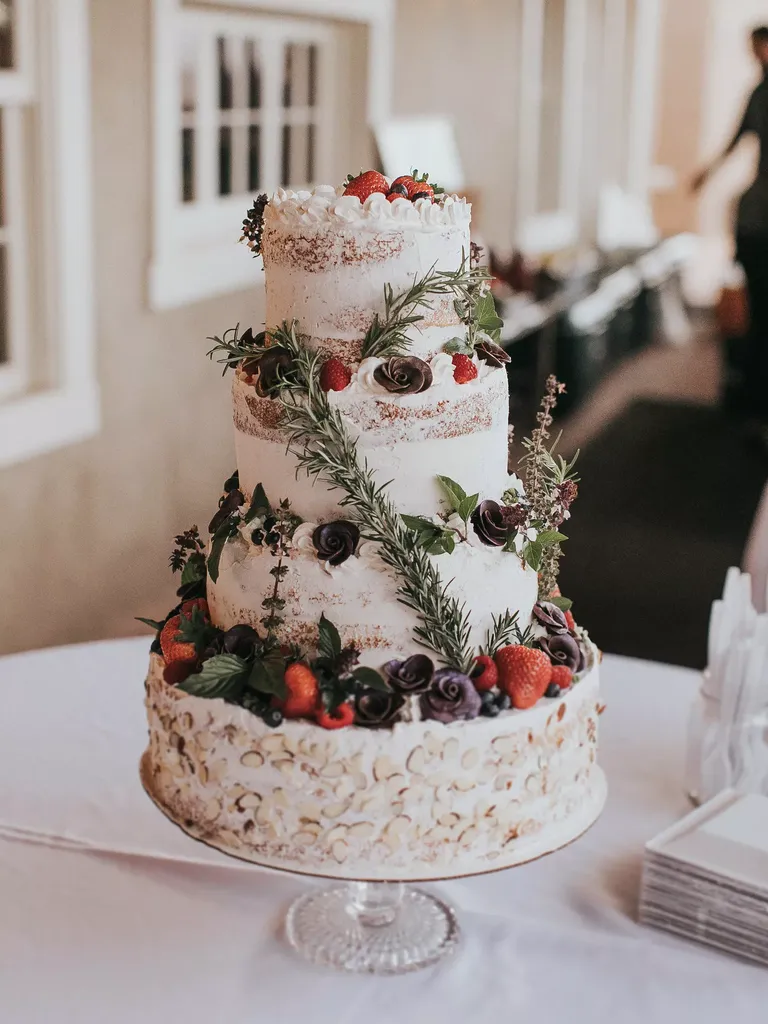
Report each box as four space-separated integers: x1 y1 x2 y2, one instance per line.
0 0 98 469
151 0 393 310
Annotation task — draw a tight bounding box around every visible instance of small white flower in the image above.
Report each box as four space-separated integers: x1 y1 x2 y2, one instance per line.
525 527 538 542
291 521 318 555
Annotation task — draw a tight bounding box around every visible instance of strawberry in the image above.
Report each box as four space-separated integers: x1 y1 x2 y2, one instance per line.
277 662 319 719
565 610 576 632
160 598 210 665
451 353 478 384
549 665 573 691
319 356 352 392
471 654 498 692
495 645 551 709
181 598 209 618
316 703 355 730
390 174 435 201
163 659 197 686
343 170 389 202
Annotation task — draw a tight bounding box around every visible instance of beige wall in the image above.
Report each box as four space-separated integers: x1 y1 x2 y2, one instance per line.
0 1 259 654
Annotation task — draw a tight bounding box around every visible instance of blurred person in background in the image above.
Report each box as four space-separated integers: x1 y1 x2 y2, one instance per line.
693 26 768 438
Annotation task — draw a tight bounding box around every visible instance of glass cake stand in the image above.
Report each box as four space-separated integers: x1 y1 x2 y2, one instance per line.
284 879 460 974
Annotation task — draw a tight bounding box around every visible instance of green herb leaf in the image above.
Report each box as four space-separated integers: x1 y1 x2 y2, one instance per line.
177 654 249 700
475 292 504 343
243 482 272 525
457 493 479 522
317 613 342 661
548 595 573 612
443 336 474 355
207 519 239 582
175 605 218 656
136 616 165 632
524 539 543 571
352 667 390 691
180 552 206 586
537 530 568 547
248 653 288 701
401 514 436 533
436 475 467 512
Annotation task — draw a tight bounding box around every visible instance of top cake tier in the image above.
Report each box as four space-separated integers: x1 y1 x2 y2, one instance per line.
262 186 471 363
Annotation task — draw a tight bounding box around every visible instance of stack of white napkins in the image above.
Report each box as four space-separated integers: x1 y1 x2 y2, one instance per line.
640 790 768 967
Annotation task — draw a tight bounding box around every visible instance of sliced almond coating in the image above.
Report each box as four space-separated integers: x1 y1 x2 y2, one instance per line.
326 824 348 845
426 769 452 788
255 803 274 826
196 730 215 750
525 774 543 795
461 748 479 770
323 801 349 819
320 761 345 779
294 831 317 846
156 768 174 791
197 764 210 785
208 760 228 783
240 751 264 769
373 755 396 781
334 777 355 800
438 812 460 827
492 736 518 757
299 820 322 836
282 733 299 756
459 824 478 846
406 746 426 774
272 788 289 809
169 763 185 779
203 797 221 820
348 752 364 774
260 735 285 754
442 737 459 760
424 732 443 758
382 831 401 853
348 821 375 840
179 712 194 731
273 758 295 776
297 801 322 820
453 778 476 793
236 792 262 810
332 839 349 863
216 829 241 847
361 792 385 814
227 783 247 800
385 773 406 799
353 772 368 791
494 774 514 791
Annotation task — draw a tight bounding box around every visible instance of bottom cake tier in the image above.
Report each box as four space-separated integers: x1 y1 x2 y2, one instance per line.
142 652 606 881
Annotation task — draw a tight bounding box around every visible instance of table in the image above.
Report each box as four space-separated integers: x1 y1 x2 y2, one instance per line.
1 639 766 1023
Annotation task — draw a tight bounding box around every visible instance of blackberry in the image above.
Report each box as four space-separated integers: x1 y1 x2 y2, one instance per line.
263 707 283 728
545 683 561 699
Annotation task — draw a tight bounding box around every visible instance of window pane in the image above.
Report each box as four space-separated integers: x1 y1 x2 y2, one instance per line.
246 40 261 110
306 122 315 183
219 125 232 195
181 127 195 202
0 0 13 71
0 244 7 365
281 123 312 188
249 124 260 190
308 44 317 108
218 37 233 110
0 109 4 226
181 32 197 115
282 44 293 108
280 123 290 185
539 0 566 212
284 43 312 109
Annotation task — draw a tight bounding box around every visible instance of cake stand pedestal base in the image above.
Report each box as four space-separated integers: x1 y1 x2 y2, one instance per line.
285 881 460 974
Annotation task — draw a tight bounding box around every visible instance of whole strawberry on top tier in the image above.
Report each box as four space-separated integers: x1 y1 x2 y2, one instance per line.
342 170 389 202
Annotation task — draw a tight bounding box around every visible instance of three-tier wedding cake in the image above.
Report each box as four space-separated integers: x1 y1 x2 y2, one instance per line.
140 170 606 880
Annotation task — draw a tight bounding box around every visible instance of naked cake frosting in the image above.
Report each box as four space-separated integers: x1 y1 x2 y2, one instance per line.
140 170 606 880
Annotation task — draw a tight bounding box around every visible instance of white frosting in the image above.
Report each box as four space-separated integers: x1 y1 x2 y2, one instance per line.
207 532 539 667
143 653 605 881
266 185 471 233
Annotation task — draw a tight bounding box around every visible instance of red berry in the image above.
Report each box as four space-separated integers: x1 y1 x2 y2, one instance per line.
451 353 478 384
471 654 498 692
316 703 355 730
494 645 551 709
342 170 389 202
319 356 352 392
390 175 435 201
180 598 209 618
163 659 197 686
277 663 319 719
549 665 573 691
565 610 576 632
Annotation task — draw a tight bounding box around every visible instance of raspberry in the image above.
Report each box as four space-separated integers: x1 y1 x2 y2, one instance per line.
319 357 352 392
565 610 576 632
549 665 573 691
451 353 478 384
471 654 498 692
316 703 355 730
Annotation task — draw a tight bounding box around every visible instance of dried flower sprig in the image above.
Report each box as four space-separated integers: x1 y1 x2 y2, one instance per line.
261 499 296 640
240 193 269 257
169 527 205 573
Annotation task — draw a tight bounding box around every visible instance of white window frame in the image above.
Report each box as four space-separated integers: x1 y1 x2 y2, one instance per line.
0 0 98 469
150 0 394 311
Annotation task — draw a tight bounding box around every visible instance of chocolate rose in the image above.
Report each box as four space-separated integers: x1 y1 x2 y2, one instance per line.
355 689 406 728
242 346 293 398
222 624 260 660
208 487 245 534
533 601 569 634
475 339 511 368
420 669 482 723
373 356 433 395
384 654 434 695
312 520 360 566
471 499 508 546
538 632 586 673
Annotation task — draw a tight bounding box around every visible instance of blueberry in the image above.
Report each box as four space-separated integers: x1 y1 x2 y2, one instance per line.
496 692 511 711
480 690 496 707
480 700 501 717
545 683 561 699
264 707 283 728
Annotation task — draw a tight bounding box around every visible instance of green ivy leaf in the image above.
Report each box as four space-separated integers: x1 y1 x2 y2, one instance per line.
548 595 573 612
248 653 288 701
436 475 467 513
457 493 479 522
443 336 474 355
317 613 342 662
524 540 543 571
475 292 504 343
537 530 568 547
243 482 272 525
353 667 390 691
177 654 249 700
136 616 165 632
207 519 239 582
401 514 435 533
180 552 206 586
441 532 456 554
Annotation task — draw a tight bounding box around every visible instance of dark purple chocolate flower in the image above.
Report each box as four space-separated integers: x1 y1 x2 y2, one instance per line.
209 488 245 534
533 601 569 634
471 500 508 546
355 689 406 727
312 520 360 566
420 669 482 723
374 356 433 395
384 654 434 695
242 346 293 398
222 624 260 660
538 632 586 673
475 339 511 368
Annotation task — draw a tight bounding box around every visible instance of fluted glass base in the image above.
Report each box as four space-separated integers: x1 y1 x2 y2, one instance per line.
285 881 460 974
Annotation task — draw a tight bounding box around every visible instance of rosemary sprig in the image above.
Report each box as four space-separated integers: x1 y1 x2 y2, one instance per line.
206 324 269 375
483 610 520 656
276 347 474 672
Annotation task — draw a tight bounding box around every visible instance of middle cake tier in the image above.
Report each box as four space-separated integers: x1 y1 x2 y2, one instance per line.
233 358 511 522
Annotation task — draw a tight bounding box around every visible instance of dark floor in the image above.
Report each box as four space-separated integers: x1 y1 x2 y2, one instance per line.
558 399 767 668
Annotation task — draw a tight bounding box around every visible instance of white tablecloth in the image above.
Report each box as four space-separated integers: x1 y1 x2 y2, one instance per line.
1 639 766 1023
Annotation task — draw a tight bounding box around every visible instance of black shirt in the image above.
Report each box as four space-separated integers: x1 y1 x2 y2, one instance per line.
734 68 768 235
